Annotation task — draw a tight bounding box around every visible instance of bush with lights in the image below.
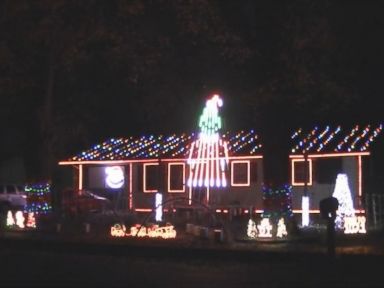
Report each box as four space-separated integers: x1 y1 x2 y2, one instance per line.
24 182 52 214
261 184 295 234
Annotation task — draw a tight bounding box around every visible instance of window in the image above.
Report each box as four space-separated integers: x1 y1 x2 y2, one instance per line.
168 163 185 193
143 163 159 192
291 159 312 186
231 160 250 186
315 158 343 184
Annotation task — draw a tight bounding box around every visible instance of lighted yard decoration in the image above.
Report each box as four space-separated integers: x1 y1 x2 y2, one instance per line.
247 217 288 239
257 218 273 237
276 218 288 238
6 210 28 229
155 193 163 222
25 212 36 228
247 218 258 238
331 173 366 234
245 185 292 239
105 166 125 189
302 195 310 227
6 211 15 226
332 173 356 229
187 94 229 192
344 215 366 234
110 223 177 239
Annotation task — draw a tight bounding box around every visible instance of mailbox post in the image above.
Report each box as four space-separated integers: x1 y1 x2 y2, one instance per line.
320 196 339 257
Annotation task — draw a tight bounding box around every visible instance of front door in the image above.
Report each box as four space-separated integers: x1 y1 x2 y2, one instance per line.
192 186 207 206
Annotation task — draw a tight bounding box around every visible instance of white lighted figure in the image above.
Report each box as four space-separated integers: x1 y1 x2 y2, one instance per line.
257 218 273 238
155 193 163 222
332 173 355 229
6 211 15 226
302 196 309 227
247 219 258 238
105 166 125 189
276 218 288 238
110 224 127 237
344 216 366 234
15 211 25 229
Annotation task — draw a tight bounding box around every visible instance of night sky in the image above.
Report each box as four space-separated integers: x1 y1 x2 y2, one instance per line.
1 0 383 181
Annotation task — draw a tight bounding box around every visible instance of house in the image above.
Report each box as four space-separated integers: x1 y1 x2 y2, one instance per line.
289 124 383 215
59 95 264 215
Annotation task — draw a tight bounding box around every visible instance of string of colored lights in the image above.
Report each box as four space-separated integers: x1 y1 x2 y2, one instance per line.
335 125 359 152
317 126 341 152
291 127 319 153
24 183 52 214
360 125 383 151
71 131 262 162
291 124 383 153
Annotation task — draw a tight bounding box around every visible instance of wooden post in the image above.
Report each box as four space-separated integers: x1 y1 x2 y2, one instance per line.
365 194 370 227
379 194 383 227
372 194 377 228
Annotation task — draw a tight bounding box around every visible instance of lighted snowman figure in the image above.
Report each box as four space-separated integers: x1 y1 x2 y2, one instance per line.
105 166 125 189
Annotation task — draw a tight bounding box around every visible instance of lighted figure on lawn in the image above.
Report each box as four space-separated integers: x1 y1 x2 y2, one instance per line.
6 211 15 226
332 174 356 229
257 218 273 238
276 218 288 238
110 223 177 239
187 94 229 190
247 218 258 238
6 210 26 229
344 215 366 234
247 217 288 239
111 223 127 237
26 212 36 228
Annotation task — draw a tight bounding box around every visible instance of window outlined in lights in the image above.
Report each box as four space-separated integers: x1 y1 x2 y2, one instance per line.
168 162 185 193
143 163 159 193
291 158 313 186
231 160 250 187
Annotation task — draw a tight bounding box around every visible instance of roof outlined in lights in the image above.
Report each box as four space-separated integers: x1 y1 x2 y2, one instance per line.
67 130 262 162
291 124 383 154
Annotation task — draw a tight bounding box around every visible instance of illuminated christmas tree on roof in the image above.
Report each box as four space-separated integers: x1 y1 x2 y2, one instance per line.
187 94 229 189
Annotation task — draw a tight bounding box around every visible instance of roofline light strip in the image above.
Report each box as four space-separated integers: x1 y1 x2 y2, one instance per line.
289 152 370 158
59 155 263 165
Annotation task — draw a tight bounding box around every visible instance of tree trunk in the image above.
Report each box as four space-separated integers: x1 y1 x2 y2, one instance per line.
261 123 291 189
40 47 55 180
